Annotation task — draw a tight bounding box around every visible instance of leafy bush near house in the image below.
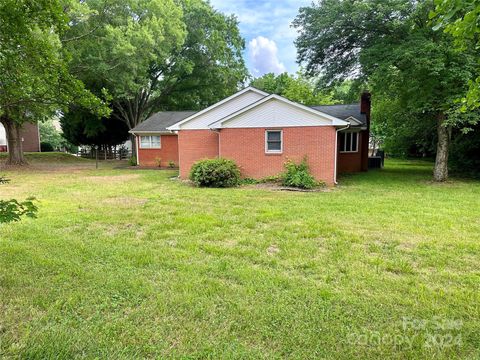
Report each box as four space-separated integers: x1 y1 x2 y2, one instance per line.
282 158 320 189
190 158 240 188
168 160 176 168
128 156 137 166
40 142 54 152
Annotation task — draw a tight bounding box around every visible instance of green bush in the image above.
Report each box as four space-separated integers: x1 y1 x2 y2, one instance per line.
282 157 319 189
190 158 240 188
128 156 137 166
40 142 54 152
450 129 480 178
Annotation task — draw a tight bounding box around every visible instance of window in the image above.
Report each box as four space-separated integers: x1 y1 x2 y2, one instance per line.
139 135 161 149
339 132 358 152
265 130 283 153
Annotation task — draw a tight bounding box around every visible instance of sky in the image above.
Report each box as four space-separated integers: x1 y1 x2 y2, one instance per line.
209 0 311 78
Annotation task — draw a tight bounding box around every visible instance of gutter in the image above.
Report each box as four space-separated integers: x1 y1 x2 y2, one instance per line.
334 124 350 185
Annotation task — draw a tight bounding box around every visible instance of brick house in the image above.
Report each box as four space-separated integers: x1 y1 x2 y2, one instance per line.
130 87 371 186
0 122 41 153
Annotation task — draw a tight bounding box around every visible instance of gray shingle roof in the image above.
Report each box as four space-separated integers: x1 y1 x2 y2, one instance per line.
131 111 196 133
311 104 366 126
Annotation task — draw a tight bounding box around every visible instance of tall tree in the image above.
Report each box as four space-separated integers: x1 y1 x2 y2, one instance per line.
294 0 479 181
433 0 480 108
155 0 249 110
65 0 248 135
61 109 129 148
64 0 185 132
0 0 107 165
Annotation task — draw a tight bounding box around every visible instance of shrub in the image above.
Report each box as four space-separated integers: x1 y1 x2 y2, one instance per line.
128 156 137 166
190 158 240 188
282 157 319 189
168 160 176 168
40 142 54 152
259 174 282 183
241 177 259 185
155 157 162 167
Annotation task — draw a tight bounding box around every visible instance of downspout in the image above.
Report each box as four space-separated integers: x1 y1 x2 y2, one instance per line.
334 124 350 184
134 133 139 165
210 128 221 158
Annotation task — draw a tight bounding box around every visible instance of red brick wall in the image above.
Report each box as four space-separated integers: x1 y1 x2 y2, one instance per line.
220 127 337 186
337 131 364 173
137 134 178 167
20 123 40 152
178 130 219 178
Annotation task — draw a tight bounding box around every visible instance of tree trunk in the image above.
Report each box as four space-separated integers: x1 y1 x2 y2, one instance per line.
433 112 450 182
0 116 27 165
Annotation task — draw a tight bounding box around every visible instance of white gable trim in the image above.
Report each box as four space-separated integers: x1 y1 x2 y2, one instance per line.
208 94 349 129
344 116 363 126
166 87 269 131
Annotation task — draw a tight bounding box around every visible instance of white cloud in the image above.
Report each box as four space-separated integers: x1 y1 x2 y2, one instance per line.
209 0 311 75
248 36 286 76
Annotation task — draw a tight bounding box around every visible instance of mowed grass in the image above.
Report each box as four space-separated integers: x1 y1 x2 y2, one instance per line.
0 154 479 359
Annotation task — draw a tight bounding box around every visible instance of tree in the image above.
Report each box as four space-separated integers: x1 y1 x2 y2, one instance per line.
294 0 479 181
154 0 248 110
0 176 37 224
433 0 480 108
251 72 335 105
61 109 129 148
65 0 248 137
39 118 67 151
0 0 108 165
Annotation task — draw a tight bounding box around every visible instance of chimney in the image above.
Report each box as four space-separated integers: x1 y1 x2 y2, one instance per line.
360 91 371 128
360 91 371 115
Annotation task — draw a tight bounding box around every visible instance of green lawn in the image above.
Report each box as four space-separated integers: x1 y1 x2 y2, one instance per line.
1 154 479 359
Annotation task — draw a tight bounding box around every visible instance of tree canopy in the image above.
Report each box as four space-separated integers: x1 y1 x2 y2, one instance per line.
433 0 480 108
64 0 248 133
61 110 129 147
251 72 336 106
0 0 108 164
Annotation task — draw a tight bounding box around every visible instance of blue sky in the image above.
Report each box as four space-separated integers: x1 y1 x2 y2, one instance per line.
209 0 311 77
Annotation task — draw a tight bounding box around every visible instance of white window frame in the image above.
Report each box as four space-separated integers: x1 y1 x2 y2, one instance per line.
339 132 359 153
265 130 283 154
139 135 161 149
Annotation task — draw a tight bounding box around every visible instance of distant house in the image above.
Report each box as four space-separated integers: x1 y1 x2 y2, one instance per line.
130 87 371 186
0 122 41 153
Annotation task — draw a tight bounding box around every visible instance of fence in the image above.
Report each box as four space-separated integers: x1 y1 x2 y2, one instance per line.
78 146 131 160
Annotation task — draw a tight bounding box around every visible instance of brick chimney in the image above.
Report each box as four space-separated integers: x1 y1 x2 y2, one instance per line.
360 91 371 126
360 91 371 172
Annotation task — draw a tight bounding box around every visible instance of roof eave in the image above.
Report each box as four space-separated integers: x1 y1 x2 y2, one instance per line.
129 130 175 135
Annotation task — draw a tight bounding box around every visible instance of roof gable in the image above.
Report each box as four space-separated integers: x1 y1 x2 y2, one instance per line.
167 87 268 130
209 94 349 129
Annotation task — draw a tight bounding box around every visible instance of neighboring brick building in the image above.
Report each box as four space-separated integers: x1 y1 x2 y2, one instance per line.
0 122 41 153
130 87 371 186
